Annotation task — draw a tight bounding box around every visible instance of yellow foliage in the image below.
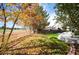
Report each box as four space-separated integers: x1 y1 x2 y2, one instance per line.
0 10 3 15
21 3 28 9
12 12 19 17
35 15 43 21
6 3 16 6
19 13 30 20
7 17 15 21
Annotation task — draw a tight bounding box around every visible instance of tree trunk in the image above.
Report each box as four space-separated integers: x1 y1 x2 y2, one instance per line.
1 3 7 55
1 3 7 48
6 14 19 46
33 28 37 33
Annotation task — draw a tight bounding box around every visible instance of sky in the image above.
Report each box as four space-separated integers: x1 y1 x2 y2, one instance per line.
41 3 62 29
0 3 60 28
40 3 56 14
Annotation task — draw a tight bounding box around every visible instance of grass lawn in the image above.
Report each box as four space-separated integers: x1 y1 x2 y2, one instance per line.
45 33 59 38
0 29 3 32
0 30 69 55
5 33 68 55
0 29 11 33
0 29 19 33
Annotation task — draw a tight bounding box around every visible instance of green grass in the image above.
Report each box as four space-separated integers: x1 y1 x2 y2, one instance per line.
0 29 3 32
0 29 12 33
43 33 69 54
45 33 59 38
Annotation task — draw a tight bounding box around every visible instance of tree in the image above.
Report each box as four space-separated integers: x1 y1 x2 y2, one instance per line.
0 3 12 49
0 4 7 47
55 3 79 33
18 4 49 33
0 3 32 54
34 6 49 32
6 3 31 46
0 3 15 54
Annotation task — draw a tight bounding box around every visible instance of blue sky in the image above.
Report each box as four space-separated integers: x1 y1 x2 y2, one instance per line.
41 3 57 27
40 3 56 15
0 3 56 28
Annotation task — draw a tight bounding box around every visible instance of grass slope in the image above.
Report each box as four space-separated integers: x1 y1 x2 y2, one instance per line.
3 33 69 55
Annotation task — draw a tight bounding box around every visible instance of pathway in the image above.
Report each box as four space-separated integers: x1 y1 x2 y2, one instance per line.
67 44 76 55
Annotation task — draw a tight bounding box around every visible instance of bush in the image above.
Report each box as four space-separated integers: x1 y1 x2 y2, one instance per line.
75 31 79 35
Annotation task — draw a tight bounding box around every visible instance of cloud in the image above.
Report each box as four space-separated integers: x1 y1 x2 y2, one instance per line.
40 3 62 28
14 25 23 28
6 21 23 28
0 21 3 27
48 12 57 27
47 13 63 29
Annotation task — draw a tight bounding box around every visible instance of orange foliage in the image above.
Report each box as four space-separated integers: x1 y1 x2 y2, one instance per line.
0 10 3 15
35 15 43 21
